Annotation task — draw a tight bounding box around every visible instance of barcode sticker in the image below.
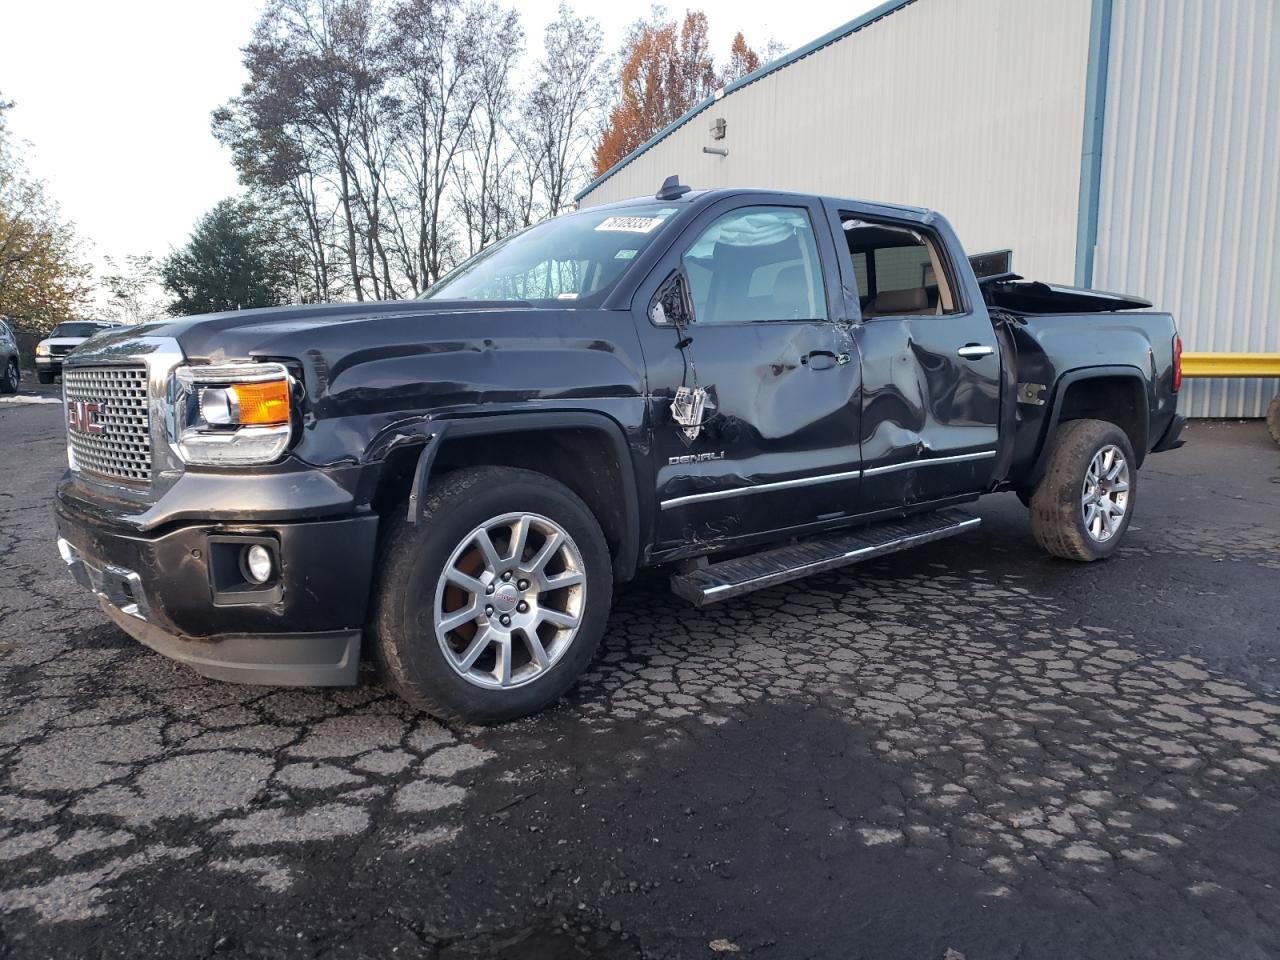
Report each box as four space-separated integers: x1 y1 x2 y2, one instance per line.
595 216 663 233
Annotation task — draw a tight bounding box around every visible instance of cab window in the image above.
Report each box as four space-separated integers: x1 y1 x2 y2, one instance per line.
681 206 827 325
840 216 960 318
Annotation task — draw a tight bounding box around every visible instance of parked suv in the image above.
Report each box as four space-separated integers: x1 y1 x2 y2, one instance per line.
53 181 1184 722
35 320 118 383
0 317 19 393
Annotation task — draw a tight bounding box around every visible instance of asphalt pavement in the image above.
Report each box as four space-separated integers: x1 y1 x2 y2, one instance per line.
2 385 1279 960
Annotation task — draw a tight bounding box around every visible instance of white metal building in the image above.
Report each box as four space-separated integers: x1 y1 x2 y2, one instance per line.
577 0 1279 418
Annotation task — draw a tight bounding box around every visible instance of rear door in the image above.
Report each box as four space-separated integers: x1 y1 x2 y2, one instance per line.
633 194 863 554
824 203 1002 511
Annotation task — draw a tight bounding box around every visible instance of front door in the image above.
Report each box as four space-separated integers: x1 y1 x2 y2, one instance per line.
633 197 863 555
825 204 1003 511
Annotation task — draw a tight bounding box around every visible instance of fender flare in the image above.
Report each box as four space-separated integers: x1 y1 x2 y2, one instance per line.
406 411 642 582
1026 365 1150 489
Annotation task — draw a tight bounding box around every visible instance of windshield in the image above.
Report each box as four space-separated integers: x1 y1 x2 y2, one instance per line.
420 205 681 305
51 322 107 338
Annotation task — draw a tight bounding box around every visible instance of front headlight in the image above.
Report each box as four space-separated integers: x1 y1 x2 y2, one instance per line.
172 361 294 465
36 342 49 356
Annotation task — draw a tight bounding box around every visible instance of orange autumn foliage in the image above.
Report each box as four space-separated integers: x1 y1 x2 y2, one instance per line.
594 12 765 177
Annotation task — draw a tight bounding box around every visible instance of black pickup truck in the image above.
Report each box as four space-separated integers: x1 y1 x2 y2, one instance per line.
53 180 1184 722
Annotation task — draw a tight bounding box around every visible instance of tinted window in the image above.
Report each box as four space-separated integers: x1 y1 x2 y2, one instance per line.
421 204 680 306
51 322 108 338
681 206 826 325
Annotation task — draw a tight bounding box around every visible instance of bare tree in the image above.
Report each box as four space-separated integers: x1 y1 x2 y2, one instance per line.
524 5 610 217
212 2 772 301
101 255 166 324
384 0 480 290
452 1 524 255
213 101 338 302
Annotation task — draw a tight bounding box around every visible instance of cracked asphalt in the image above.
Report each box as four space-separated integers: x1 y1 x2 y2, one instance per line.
3 387 1280 960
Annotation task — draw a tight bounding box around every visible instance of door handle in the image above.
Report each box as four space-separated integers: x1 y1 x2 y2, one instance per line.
802 351 850 370
957 343 995 359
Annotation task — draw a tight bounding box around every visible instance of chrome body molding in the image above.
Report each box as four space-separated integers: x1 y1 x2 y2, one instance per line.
861 449 997 478
659 450 996 511
660 468 863 511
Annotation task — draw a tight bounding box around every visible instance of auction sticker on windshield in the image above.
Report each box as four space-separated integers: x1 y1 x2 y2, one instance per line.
595 216 664 233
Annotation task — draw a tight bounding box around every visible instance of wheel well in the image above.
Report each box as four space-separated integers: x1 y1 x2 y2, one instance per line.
371 427 630 574
1055 375 1147 464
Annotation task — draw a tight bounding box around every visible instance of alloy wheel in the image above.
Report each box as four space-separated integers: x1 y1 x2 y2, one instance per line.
433 511 586 689
1081 444 1130 542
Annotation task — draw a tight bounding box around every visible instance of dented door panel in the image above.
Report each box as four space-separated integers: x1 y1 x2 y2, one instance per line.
820 200 1004 512
856 315 1002 508
645 320 862 550
631 193 863 553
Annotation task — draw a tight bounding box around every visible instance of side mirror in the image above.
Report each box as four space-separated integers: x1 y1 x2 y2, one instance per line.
649 271 693 326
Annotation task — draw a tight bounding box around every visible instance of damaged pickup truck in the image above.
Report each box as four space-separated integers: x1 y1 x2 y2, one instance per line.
54 179 1184 722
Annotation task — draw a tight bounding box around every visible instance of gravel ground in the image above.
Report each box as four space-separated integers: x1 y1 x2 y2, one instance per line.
2 388 1279 960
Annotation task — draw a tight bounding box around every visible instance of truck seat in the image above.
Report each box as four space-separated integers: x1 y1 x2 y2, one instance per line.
866 287 930 317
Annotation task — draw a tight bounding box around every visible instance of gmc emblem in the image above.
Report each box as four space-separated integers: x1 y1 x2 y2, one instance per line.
67 400 104 435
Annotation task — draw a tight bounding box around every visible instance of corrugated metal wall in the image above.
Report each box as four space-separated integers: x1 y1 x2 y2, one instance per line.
581 0 1093 285
1094 0 1280 417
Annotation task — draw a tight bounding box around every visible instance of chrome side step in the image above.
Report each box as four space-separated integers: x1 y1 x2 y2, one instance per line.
669 508 980 607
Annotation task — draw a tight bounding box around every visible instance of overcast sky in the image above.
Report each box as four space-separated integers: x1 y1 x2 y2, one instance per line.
3 1 871 282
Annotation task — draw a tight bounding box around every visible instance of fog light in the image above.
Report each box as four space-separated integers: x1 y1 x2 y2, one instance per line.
244 544 273 584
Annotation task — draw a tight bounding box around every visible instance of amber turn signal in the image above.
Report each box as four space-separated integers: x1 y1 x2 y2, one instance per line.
231 380 290 425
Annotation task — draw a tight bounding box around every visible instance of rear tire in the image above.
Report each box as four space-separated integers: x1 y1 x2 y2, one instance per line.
1 359 17 394
37 371 54 385
1029 419 1137 561
1267 394 1280 445
372 466 613 723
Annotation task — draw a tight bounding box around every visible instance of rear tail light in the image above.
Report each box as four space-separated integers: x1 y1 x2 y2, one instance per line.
1172 335 1183 392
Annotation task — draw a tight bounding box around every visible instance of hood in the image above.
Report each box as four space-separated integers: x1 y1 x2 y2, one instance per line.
66 297 647 471
77 299 536 364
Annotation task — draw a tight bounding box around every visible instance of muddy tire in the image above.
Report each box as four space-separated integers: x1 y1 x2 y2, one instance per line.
1267 394 1280 445
1029 419 1137 562
0 359 17 394
372 466 612 723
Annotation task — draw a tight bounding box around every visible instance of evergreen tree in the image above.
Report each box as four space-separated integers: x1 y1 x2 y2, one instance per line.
161 199 294 315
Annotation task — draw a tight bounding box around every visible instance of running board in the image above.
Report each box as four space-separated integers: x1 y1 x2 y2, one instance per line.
669 509 980 607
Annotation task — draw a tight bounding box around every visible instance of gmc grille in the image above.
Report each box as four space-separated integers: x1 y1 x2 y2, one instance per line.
63 366 152 484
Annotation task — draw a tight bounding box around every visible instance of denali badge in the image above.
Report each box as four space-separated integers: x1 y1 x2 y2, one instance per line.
668 451 724 465
67 400 104 435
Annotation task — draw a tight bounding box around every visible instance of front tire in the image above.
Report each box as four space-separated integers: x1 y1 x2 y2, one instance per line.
372 466 613 723
1267 393 1280 445
1029 419 1137 561
37 371 54 385
1 359 18 394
